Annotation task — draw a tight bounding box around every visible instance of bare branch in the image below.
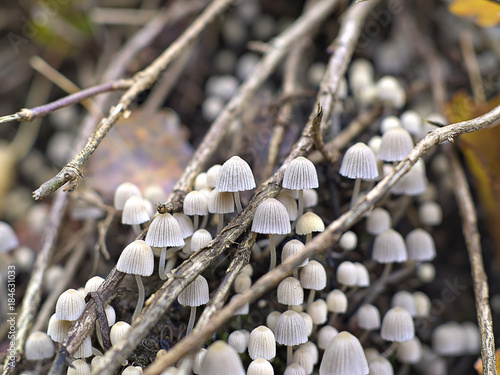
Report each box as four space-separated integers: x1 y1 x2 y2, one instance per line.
448 147 497 374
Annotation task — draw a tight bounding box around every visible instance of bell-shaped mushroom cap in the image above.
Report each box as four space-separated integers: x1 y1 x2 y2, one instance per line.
121 196 150 225
145 213 185 248
300 312 314 337
191 229 213 253
231 294 249 316
193 348 207 374
413 291 431 318
114 182 142 210
116 240 154 277
183 191 208 216
251 198 291 235
392 158 427 196
173 213 194 239
366 208 391 235
301 341 319 365
67 359 91 375
228 330 248 353
406 228 436 261
318 326 339 350
25 331 54 360
391 291 417 316
282 156 319 190
0 221 19 253
296 212 325 235
277 277 304 306
354 262 370 287
216 156 256 192
144 184 166 205
367 355 393 375
110 321 131 345
274 310 308 346
339 231 358 251
195 172 208 190
56 289 86 321
233 273 252 294
266 311 281 332
377 127 414 162
206 164 222 188
462 322 481 355
208 190 234 214
418 201 442 226
293 348 314 374
74 334 93 359
339 142 379 180
356 304 381 331
380 116 402 134
319 331 369 375
397 337 423 364
381 307 415 342
376 75 405 107
200 340 245 375
307 299 328 325
284 363 307 375
336 261 358 287
401 110 422 135
247 358 274 375
282 239 308 267
47 314 72 343
303 189 318 208
326 289 348 313
121 366 143 375
372 228 407 263
432 322 466 356
178 275 209 307
300 260 327 291
248 326 276 360
276 192 298 221
349 58 374 92
84 276 105 296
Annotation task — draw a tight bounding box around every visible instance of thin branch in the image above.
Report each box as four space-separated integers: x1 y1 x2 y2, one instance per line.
141 104 500 375
448 147 497 374
32 0 236 201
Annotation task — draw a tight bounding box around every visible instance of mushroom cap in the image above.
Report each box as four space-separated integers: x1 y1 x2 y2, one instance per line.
282 239 308 267
276 192 298 221
274 310 308 346
339 231 358 251
84 276 105 296
306 299 328 325
397 337 423 364
145 213 185 248
251 198 291 235
380 116 402 133
183 191 208 216
381 307 415 342
326 289 348 313
67 359 91 375
114 182 142 210
25 331 54 360
418 201 442 226
247 359 274 375
248 326 276 360
391 291 417 317
0 221 19 253
47 314 72 343
233 274 252 294
293 348 314 375
277 277 304 306
284 363 307 375
173 213 194 239
178 275 210 307
372 228 407 263
282 156 319 190
401 110 422 135
74 334 93 359
208 190 234 214
392 158 427 196
356 304 381 331
336 261 358 287
303 189 318 208
200 340 245 375
413 291 431 318
300 312 314 337
110 321 131 345
366 208 391 235
354 262 370 287
317 326 339 350
367 356 393 375
296 212 324 235
190 229 213 253
228 330 248 353
195 172 208 190
116 240 154 276
406 228 436 261
377 126 414 162
300 260 327 291
55 289 86 321
462 322 481 355
266 311 281 332
432 322 466 356
339 142 379 180
301 341 319 365
144 184 167 205
193 348 207 375
319 331 369 375
216 156 256 192
121 196 150 225
206 164 222 188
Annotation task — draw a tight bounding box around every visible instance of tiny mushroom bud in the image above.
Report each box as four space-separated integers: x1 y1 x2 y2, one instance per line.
339 231 357 251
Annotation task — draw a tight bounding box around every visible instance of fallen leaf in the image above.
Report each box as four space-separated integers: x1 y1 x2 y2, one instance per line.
474 348 500 374
448 0 500 27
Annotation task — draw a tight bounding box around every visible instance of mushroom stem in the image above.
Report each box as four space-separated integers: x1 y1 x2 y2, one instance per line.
193 215 199 231
380 262 393 283
269 234 276 271
350 178 361 208
306 289 316 307
132 275 145 322
164 248 181 274
159 247 167 280
382 341 399 358
200 214 209 229
297 189 304 219
186 306 197 335
286 345 293 367
234 191 243 212
132 224 141 235
217 213 224 234
34 360 42 375
306 232 312 244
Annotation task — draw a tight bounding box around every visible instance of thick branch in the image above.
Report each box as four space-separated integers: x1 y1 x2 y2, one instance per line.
32 0 235 200
141 105 500 375
448 148 497 374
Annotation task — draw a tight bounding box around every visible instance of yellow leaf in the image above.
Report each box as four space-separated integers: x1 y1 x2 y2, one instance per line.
474 348 500 374
448 0 500 27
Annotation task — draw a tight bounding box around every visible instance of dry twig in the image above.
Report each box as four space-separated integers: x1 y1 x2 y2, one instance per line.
448 147 497 374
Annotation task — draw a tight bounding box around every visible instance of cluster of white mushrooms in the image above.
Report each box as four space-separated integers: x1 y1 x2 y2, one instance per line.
11 56 483 375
